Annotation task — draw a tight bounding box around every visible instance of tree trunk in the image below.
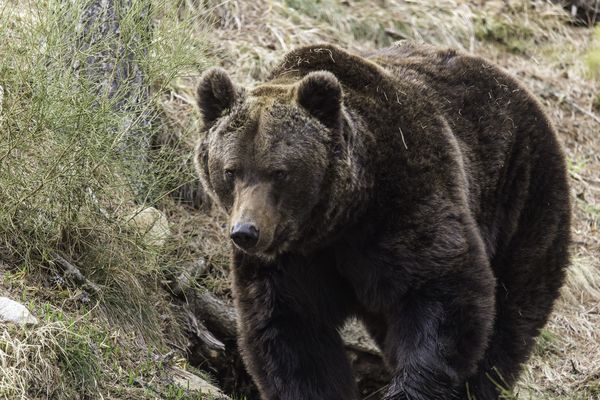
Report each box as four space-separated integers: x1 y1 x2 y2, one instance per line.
73 0 153 200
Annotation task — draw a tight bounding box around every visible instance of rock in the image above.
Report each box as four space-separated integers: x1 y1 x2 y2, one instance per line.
172 257 208 295
0 297 39 325
125 206 170 247
170 366 230 399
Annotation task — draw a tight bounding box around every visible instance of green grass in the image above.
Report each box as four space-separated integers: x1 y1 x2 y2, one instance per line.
0 0 215 397
533 329 560 357
474 15 534 54
567 156 590 175
0 0 204 318
2 302 125 398
577 199 600 226
585 26 600 78
0 300 218 399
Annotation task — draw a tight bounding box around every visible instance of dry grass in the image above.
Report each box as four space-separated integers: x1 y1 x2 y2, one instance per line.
0 298 166 399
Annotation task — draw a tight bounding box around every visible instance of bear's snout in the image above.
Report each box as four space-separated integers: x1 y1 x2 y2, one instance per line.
230 222 260 250
230 182 279 255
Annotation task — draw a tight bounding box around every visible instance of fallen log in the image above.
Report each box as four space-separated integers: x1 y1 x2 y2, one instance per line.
52 252 101 294
166 253 389 397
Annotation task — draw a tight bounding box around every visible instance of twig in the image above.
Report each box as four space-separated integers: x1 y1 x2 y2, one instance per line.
549 90 600 125
52 253 101 294
565 98 600 124
385 28 407 40
570 171 600 192
398 127 408 150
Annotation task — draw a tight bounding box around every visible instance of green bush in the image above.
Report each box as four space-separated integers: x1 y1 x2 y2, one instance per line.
0 0 211 397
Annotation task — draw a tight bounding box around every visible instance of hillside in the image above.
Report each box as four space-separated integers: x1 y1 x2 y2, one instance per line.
0 0 598 399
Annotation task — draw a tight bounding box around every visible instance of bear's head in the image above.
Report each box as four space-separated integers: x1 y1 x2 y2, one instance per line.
194 67 346 259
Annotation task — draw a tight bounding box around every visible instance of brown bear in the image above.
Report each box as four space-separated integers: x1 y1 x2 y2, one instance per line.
194 42 571 400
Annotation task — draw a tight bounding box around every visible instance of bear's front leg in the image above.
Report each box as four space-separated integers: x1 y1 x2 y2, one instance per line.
377 234 496 400
381 276 494 400
232 250 358 400
339 219 496 400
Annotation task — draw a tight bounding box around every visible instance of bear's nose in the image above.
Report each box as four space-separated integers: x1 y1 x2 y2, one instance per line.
230 223 259 250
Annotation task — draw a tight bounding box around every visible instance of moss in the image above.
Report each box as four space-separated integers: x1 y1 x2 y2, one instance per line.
567 156 589 175
475 16 535 54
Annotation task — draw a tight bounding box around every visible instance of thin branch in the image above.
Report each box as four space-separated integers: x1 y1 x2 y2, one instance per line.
52 252 101 294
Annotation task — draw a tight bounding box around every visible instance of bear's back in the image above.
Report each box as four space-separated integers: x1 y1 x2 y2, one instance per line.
367 42 568 258
269 42 568 259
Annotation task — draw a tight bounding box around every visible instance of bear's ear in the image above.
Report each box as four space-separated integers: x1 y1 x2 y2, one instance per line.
197 67 237 128
296 71 342 129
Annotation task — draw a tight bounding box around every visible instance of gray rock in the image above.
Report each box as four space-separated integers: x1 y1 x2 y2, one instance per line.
0 297 39 325
170 366 230 399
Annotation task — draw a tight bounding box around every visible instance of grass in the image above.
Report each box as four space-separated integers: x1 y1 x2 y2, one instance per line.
474 14 534 54
1 301 228 399
0 301 156 399
0 0 217 397
568 156 590 175
585 26 600 77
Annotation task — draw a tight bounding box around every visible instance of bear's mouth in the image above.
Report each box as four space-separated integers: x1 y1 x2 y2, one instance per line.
263 224 293 255
230 222 295 259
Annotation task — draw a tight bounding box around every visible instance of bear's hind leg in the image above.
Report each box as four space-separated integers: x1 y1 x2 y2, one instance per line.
467 218 570 399
376 277 494 400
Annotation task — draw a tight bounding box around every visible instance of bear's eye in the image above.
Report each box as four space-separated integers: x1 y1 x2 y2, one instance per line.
224 169 236 181
273 170 288 181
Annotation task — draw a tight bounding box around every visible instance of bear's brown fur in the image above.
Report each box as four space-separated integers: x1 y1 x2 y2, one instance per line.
194 42 571 400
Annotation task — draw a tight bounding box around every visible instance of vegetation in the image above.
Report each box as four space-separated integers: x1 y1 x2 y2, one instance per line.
0 0 212 398
1 0 599 399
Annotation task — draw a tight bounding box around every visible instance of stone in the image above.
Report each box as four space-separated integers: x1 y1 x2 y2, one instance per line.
126 206 170 247
170 366 229 399
0 297 39 325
